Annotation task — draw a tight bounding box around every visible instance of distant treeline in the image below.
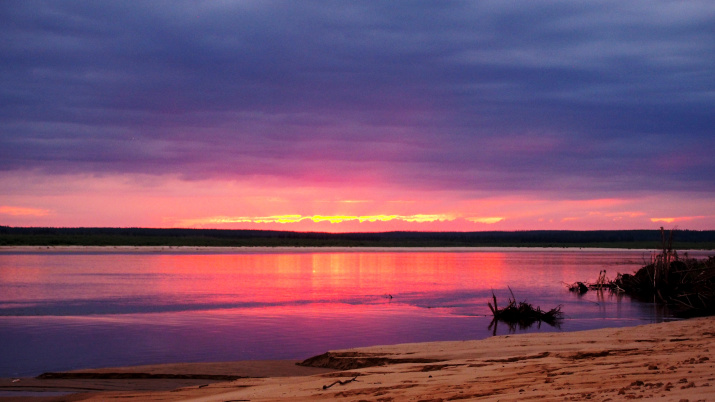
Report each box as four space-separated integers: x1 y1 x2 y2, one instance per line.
1 226 714 249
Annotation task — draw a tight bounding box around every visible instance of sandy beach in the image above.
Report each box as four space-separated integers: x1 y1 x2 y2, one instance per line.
2 316 713 401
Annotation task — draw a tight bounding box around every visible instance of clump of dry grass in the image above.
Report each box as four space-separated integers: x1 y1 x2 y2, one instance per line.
581 227 715 317
614 254 715 316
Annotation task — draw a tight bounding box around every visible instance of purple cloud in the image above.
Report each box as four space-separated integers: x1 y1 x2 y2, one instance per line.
1 0 713 196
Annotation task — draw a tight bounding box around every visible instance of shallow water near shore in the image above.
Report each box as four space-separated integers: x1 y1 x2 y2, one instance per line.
1 247 713 378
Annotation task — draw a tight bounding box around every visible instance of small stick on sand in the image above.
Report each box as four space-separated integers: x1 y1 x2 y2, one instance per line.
322 375 359 390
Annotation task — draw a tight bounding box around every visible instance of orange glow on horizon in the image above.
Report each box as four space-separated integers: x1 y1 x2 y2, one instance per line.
2 172 714 231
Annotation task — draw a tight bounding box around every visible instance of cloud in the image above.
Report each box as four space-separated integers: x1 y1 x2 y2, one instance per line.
466 217 504 224
0 0 714 229
0 206 50 217
650 216 708 224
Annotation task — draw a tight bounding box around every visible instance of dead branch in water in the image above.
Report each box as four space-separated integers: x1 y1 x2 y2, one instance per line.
488 288 563 334
567 270 622 294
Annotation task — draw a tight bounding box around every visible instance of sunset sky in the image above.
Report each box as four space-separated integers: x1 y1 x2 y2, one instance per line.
1 1 714 232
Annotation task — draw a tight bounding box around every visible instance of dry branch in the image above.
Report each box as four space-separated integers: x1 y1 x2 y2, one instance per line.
488 288 563 333
322 375 359 390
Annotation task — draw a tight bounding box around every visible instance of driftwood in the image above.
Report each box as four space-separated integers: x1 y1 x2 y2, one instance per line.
567 270 622 294
488 288 563 334
323 375 359 390
567 281 589 294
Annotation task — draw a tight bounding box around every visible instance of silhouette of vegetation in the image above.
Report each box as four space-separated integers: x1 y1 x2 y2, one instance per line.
1 226 714 248
571 228 715 317
613 228 715 317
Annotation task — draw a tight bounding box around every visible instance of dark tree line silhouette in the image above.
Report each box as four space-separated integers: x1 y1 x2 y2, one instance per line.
1 226 714 248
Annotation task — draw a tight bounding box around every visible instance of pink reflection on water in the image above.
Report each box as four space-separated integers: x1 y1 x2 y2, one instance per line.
149 252 511 307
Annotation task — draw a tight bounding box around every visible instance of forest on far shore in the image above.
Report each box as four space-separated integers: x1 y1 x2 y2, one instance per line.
1 226 714 249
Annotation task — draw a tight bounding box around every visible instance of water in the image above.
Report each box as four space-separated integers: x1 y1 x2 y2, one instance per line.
1 247 712 377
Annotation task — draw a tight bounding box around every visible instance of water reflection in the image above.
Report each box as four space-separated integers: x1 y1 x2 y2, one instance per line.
488 316 562 335
1 248 712 377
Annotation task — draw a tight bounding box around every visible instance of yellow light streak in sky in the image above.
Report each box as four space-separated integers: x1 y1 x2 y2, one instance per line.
466 216 504 224
650 216 706 223
179 213 457 226
358 215 399 222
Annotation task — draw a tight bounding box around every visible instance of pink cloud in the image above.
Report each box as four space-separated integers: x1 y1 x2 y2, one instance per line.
0 206 50 217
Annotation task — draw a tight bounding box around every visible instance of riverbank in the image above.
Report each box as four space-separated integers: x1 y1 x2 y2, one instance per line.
2 316 713 401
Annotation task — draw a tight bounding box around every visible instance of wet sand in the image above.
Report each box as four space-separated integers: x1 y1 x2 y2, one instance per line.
2 316 713 401
0 361 334 401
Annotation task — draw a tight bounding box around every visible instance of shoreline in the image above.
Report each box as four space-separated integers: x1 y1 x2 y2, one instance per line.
2 317 713 401
3 245 715 254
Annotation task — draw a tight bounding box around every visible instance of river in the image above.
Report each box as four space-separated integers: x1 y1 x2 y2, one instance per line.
1 247 712 377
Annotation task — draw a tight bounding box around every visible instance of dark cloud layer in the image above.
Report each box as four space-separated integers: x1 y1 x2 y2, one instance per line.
2 0 714 194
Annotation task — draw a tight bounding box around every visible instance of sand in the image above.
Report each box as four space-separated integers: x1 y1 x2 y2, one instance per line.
2 317 714 401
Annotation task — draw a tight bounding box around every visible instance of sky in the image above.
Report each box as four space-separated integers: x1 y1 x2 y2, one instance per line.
1 1 714 232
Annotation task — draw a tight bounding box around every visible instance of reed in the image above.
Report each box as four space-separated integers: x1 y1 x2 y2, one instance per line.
607 228 714 316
